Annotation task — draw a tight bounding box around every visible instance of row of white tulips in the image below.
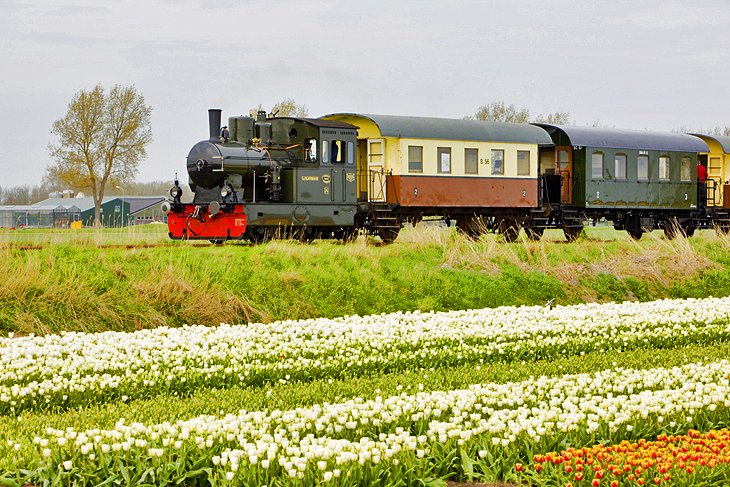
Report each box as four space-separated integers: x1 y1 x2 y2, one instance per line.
2 296 730 414
22 359 730 485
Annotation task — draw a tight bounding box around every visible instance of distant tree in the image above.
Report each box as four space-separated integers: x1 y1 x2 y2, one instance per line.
466 102 572 125
1 185 32 205
108 180 175 197
47 84 152 227
250 98 309 118
466 102 531 123
270 98 309 117
674 125 730 136
534 111 572 124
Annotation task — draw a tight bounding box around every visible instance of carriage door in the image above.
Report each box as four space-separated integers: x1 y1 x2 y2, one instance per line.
556 147 573 204
367 138 386 202
708 156 723 206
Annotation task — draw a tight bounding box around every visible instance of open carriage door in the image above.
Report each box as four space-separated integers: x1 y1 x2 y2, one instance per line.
556 146 573 204
367 138 386 202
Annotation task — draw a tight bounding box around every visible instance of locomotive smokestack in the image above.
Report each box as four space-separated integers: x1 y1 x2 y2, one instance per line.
208 109 222 142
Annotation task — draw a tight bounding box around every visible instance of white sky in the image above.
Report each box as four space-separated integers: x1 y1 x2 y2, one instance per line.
1 0 729 188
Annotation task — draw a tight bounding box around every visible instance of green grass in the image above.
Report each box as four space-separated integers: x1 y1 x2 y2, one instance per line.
2 224 730 334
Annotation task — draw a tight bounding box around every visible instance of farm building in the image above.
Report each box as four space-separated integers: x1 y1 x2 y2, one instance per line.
0 196 166 228
0 203 81 228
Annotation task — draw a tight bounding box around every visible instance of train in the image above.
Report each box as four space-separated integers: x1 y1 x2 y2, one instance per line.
161 108 730 243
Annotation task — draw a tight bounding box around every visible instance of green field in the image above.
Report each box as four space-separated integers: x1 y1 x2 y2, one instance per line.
2 224 730 335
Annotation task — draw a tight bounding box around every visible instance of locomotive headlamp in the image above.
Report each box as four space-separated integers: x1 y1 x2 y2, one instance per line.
170 186 183 199
220 186 230 198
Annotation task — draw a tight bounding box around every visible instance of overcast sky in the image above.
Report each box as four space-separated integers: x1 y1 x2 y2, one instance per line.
1 0 729 188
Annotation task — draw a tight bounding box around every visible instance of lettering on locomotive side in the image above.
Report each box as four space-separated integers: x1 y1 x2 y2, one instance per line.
301 176 319 181
235 219 245 227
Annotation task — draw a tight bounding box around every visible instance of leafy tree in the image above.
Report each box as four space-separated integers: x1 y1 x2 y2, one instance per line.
270 98 309 117
466 102 530 123
466 102 572 125
47 84 152 227
250 99 309 118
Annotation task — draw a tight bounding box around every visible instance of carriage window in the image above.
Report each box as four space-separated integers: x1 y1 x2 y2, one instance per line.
465 148 478 174
491 149 504 175
680 157 692 181
438 147 451 174
517 151 530 176
592 152 604 179
347 141 354 164
330 140 345 164
615 154 627 180
637 155 648 180
408 145 423 173
558 150 569 170
659 156 670 180
322 141 329 163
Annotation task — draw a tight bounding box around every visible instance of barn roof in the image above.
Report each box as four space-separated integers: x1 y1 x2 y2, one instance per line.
536 124 708 152
322 114 553 144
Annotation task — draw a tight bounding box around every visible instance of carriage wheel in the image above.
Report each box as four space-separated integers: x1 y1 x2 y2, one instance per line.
525 226 544 241
563 225 583 242
498 219 520 243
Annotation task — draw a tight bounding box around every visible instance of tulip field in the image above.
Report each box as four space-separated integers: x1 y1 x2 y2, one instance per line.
3 297 730 485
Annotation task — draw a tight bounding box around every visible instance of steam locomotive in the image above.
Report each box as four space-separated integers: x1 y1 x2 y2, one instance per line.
162 108 730 243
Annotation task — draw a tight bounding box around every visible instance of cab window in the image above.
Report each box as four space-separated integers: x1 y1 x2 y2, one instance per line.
331 140 345 164
305 139 317 162
322 141 329 163
347 141 354 164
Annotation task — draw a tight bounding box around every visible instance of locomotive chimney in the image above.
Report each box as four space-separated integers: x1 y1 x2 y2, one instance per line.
208 109 222 142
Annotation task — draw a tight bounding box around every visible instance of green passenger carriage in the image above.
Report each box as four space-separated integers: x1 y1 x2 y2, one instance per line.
535 124 728 239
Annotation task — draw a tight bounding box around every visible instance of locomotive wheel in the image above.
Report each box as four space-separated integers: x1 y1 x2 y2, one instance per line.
498 219 520 243
378 227 400 244
335 228 358 242
525 226 544 241
563 225 583 242
247 227 273 244
684 226 696 237
208 239 225 245
626 229 643 240
297 227 318 243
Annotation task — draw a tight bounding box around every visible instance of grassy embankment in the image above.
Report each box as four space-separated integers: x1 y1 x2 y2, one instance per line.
2 224 730 335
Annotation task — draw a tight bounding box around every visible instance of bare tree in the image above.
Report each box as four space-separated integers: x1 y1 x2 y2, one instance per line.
47 84 152 227
1 185 32 205
534 111 572 124
675 125 730 136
